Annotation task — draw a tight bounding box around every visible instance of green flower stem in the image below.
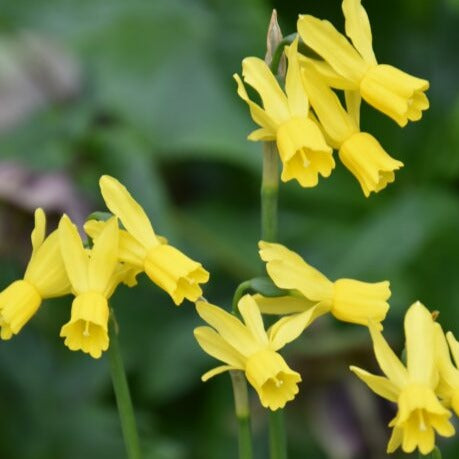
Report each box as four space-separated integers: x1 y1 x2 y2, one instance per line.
230 371 254 459
261 142 279 242
269 410 287 459
108 310 142 459
232 280 252 313
269 33 297 74
419 446 442 459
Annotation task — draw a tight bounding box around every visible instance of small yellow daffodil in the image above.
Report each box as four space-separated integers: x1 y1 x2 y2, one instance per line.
234 37 334 187
194 294 327 410
0 209 71 339
434 324 459 416
350 302 454 455
258 241 390 327
301 64 403 197
98 175 209 305
297 0 429 127
59 215 120 358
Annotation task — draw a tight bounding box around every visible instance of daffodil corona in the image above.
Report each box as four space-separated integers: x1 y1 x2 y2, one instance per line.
350 302 455 454
0 209 71 339
98 175 209 305
297 0 429 127
194 295 326 410
234 38 334 187
258 241 390 326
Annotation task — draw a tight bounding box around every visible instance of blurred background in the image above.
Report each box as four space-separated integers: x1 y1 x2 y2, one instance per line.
0 0 458 458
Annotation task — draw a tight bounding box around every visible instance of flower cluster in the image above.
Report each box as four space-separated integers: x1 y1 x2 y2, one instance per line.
0 175 209 357
234 0 428 196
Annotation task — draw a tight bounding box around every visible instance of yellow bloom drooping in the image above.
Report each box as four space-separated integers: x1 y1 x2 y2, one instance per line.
350 302 454 454
0 209 71 339
301 64 403 197
258 241 390 327
59 215 121 358
434 324 459 416
194 295 325 410
234 38 335 187
297 0 429 127
98 175 209 305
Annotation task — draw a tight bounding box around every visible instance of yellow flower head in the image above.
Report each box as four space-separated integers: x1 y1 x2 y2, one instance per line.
194 294 324 410
350 302 455 455
301 64 403 197
234 38 335 187
0 208 71 340
258 241 390 327
434 324 459 416
297 0 429 127
59 215 121 358
98 175 209 305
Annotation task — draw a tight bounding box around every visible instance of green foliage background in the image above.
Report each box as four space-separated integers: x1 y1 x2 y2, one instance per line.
0 0 458 457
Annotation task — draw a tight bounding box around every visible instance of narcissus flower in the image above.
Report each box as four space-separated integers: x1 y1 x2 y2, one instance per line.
350 302 454 455
0 209 71 339
297 0 429 127
98 175 209 305
59 215 121 358
258 241 390 327
434 324 459 416
301 64 403 197
194 295 327 410
234 38 334 187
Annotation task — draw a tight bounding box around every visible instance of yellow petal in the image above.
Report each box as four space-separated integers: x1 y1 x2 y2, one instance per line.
194 326 245 369
195 301 259 357
247 128 276 141
58 215 89 293
234 74 278 134
202 365 236 382
344 90 361 128
349 365 398 402
434 324 459 393
237 295 268 346
405 302 436 387
88 217 119 293
338 132 403 197
285 38 309 117
30 208 46 258
241 57 290 124
259 241 333 302
297 15 368 83
24 231 71 297
253 294 316 315
99 175 157 250
298 55 357 90
342 0 377 65
268 301 330 351
301 65 357 145
368 321 408 389
386 426 403 453
446 332 459 368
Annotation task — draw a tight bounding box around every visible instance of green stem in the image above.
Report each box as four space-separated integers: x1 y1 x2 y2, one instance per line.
108 310 142 459
230 371 254 459
269 33 297 74
418 446 442 459
269 410 287 459
261 142 279 242
232 280 252 313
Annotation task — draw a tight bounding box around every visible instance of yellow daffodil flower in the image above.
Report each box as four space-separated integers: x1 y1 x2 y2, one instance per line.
433 324 459 416
98 175 209 305
194 294 327 410
297 0 429 127
258 241 390 327
59 215 121 358
351 302 454 454
301 64 403 197
0 208 71 339
234 37 334 187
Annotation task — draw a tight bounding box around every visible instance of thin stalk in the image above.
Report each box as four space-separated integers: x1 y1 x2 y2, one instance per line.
269 410 287 459
108 310 142 459
419 446 442 459
261 142 279 242
230 371 254 459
